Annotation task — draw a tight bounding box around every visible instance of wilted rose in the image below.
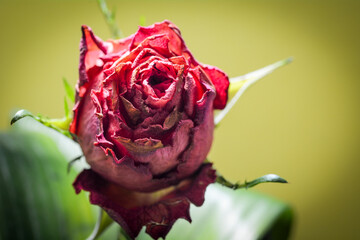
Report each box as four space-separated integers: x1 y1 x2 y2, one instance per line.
71 20 229 239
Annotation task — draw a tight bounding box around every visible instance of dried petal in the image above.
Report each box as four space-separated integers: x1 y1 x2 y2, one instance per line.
73 164 216 239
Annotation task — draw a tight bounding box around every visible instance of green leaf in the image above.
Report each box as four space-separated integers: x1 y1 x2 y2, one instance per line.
118 227 132 240
215 57 293 126
0 130 95 239
63 77 75 103
216 173 288 190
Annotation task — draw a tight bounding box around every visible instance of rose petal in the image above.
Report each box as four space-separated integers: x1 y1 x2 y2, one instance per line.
177 90 215 179
70 26 106 135
202 65 230 109
120 96 141 125
81 25 108 72
73 163 216 240
106 35 134 56
130 21 183 56
114 136 163 154
163 107 182 130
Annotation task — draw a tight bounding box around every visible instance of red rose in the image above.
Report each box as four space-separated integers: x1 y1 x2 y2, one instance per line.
71 20 229 239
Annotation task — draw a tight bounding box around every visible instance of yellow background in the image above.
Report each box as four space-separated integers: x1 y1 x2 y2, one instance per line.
1 0 359 239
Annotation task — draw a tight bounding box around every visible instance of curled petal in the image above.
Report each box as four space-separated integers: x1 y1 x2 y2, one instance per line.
177 90 215 178
81 25 108 74
106 34 134 56
130 21 183 56
70 26 107 135
114 136 163 154
202 65 230 110
74 163 216 240
120 96 141 124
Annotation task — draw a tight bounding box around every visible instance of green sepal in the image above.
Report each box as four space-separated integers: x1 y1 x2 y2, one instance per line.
216 172 288 190
10 109 73 139
139 16 146 26
63 77 75 103
215 57 293 126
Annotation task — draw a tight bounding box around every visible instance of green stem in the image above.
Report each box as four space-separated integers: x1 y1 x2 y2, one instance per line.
97 0 123 38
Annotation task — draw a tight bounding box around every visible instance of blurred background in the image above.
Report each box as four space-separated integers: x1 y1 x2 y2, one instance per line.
1 0 359 239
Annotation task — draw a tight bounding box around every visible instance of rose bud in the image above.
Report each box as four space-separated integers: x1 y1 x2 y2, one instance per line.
71 20 229 239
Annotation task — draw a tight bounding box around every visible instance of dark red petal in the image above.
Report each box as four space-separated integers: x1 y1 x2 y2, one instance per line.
176 90 215 179
130 21 181 55
78 25 107 91
73 163 216 240
129 20 199 67
202 65 230 110
70 26 107 135
106 34 134 56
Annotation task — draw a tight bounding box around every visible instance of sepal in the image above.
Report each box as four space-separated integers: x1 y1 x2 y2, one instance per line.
215 57 293 126
216 172 288 190
11 109 73 139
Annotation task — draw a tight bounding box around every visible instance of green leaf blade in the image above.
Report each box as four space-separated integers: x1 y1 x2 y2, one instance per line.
0 130 95 239
62 77 75 103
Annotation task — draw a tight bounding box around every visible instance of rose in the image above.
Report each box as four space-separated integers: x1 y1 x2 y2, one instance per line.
71 21 229 192
71 20 229 239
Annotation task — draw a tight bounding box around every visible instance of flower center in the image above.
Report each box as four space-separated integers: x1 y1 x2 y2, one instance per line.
148 75 172 98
